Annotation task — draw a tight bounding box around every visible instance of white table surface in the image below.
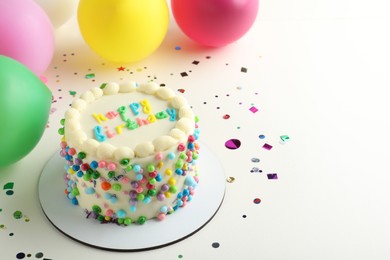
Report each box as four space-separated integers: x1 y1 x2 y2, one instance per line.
1 1 390 259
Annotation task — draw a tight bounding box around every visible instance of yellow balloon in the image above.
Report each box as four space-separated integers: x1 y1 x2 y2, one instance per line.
78 0 169 63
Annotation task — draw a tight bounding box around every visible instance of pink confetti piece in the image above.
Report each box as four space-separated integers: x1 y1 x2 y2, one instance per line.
262 143 273 150
249 106 258 113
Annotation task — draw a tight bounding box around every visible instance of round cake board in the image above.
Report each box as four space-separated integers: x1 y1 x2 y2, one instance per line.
38 145 226 251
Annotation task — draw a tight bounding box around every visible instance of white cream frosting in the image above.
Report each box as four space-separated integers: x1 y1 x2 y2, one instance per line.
64 81 195 159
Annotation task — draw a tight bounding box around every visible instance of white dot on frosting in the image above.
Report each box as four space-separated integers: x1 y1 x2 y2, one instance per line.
113 146 135 161
103 82 120 95
81 139 100 156
138 82 159 94
178 105 194 120
96 143 116 160
170 95 188 109
156 87 175 100
71 98 87 111
64 121 81 134
90 87 103 98
80 90 95 103
175 118 194 135
134 142 154 158
169 128 186 142
65 108 80 119
70 130 87 147
153 136 178 152
119 81 137 93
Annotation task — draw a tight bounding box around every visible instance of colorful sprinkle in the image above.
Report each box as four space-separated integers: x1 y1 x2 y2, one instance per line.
262 143 273 150
212 242 220 248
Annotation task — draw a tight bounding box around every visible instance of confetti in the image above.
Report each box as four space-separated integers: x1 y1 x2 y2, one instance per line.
180 72 188 77
84 73 95 79
177 89 185 93
262 143 273 150
253 198 261 204
69 90 77 97
175 46 182 50
249 106 258 113
225 139 241 150
250 167 261 173
280 135 290 142
117 66 125 71
3 182 14 196
223 114 230 119
226 177 235 183
192 60 199 65
13 210 23 219
212 242 220 248
258 134 265 139
241 67 248 73
267 173 278 180
251 158 260 163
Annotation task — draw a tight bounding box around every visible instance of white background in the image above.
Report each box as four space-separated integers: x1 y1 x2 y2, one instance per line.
1 0 390 259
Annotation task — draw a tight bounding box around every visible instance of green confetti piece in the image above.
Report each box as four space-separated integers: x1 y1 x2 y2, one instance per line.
280 135 290 142
85 73 95 79
3 182 14 190
69 90 77 96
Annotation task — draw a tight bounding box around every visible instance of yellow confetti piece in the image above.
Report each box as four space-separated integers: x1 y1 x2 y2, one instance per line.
226 176 235 183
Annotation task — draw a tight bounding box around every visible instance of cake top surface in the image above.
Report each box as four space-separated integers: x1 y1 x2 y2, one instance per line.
63 81 195 160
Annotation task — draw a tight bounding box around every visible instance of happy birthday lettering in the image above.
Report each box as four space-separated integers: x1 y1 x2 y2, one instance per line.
92 99 176 142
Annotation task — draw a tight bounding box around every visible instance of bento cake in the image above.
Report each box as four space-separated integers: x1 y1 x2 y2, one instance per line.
58 81 200 225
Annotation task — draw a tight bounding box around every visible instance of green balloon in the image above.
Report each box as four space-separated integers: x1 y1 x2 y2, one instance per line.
0 55 52 168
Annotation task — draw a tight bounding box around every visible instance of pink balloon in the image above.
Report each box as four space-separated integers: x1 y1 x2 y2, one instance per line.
171 0 259 47
0 0 54 76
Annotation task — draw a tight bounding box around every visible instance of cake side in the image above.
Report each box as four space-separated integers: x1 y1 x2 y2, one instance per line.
58 81 200 225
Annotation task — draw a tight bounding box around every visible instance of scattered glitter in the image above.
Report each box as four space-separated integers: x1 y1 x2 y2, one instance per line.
262 143 273 150
226 176 235 183
258 134 265 139
212 242 220 248
251 158 260 163
84 73 95 79
280 135 290 142
3 182 14 195
241 67 248 73
178 89 185 93
253 198 261 204
225 139 241 150
267 173 278 180
180 72 188 77
192 60 199 65
223 114 230 119
249 106 258 113
13 210 23 219
175 46 182 50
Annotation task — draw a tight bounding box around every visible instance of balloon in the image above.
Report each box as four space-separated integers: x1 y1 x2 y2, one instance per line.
0 0 55 76
0 55 52 168
78 0 169 63
34 0 78 28
171 0 259 47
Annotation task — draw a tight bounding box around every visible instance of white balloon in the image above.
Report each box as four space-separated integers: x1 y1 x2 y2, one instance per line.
34 0 78 28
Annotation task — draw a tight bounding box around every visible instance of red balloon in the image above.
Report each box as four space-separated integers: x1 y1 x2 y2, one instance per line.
171 0 259 47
